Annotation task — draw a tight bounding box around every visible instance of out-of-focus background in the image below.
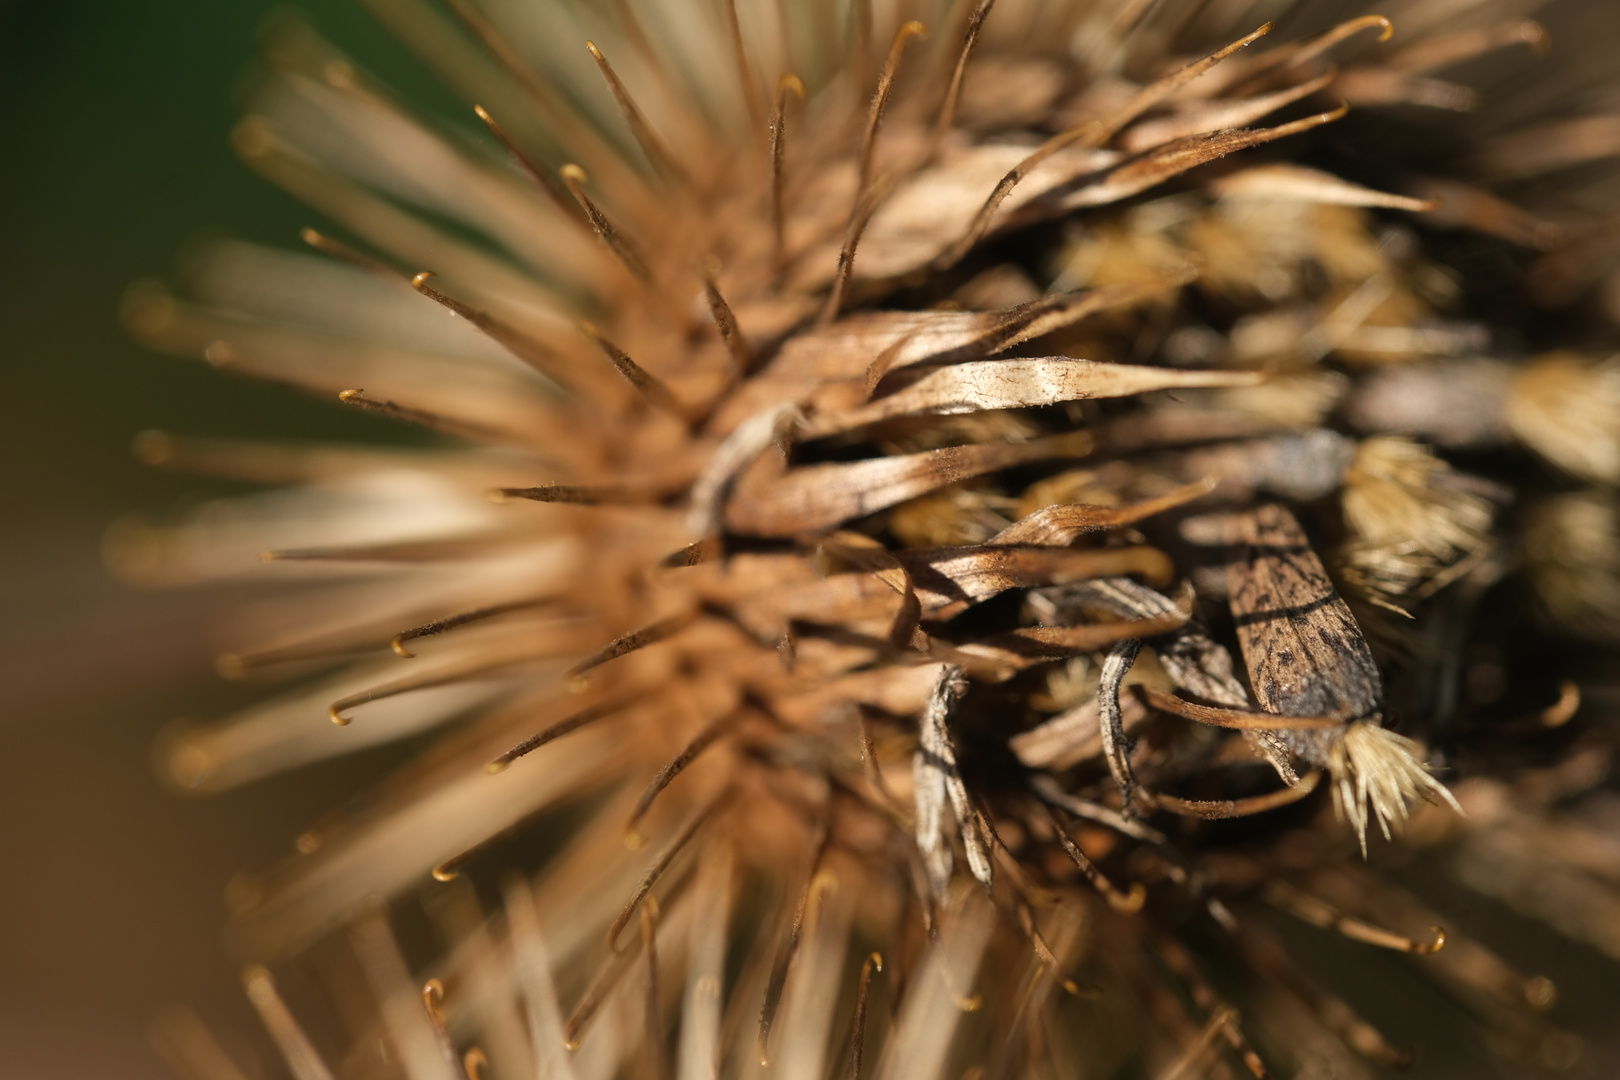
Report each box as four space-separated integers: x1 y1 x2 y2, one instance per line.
0 2 450 1075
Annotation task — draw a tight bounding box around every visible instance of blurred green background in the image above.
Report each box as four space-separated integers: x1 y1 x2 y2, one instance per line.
0 2 445 1076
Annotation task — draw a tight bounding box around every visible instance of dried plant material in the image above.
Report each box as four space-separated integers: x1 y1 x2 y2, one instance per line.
1386 18 1548 74
1096 639 1146 811
1146 768 1322 819
1208 164 1437 212
241 966 338 1080
1118 73 1336 153
1179 429 1358 501
1222 504 1383 721
1330 724 1463 855
687 402 803 536
1035 107 1352 218
864 274 1197 389
160 658 523 791
1523 491 1620 643
1344 356 1514 448
901 543 1175 616
1207 370 1349 430
1011 684 1152 770
850 106 1349 283
913 666 989 898
1413 178 1565 250
1138 685 1344 732
1474 115 1620 181
859 24 1280 280
122 0 1620 1076
1333 67 1478 111
723 431 1093 536
1199 504 1460 849
990 607 1190 658
1339 436 1497 607
1038 577 1252 711
1504 352 1620 485
888 483 1017 548
990 478 1216 545
1263 880 1443 955
801 357 1264 438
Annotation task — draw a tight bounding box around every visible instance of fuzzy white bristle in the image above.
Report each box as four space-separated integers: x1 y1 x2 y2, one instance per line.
1331 721 1464 856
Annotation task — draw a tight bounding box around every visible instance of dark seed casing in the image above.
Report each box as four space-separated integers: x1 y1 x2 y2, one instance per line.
1224 504 1383 759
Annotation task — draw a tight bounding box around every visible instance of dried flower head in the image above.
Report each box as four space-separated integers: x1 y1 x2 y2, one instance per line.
126 1 1620 1077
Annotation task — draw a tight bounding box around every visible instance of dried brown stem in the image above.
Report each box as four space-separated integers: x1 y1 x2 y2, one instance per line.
821 20 927 322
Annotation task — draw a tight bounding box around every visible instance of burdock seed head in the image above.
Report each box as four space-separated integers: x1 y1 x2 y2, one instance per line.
127 1 1620 1077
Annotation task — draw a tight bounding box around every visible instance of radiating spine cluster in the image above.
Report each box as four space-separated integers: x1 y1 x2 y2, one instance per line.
123 1 1620 1078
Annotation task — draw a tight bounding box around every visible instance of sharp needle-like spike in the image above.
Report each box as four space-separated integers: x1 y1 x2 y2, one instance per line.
758 812 833 1066
1265 881 1446 954
439 0 629 187
821 21 927 323
410 272 579 390
1156 1006 1236 1080
242 966 339 1080
1042 802 1146 914
933 25 1270 275
578 321 687 417
336 389 510 444
392 598 556 658
700 268 750 375
563 932 643 1050
1292 14 1393 65
560 164 658 288
472 104 579 219
326 649 534 725
487 697 632 773
642 901 673 1080
1154 935 1269 1078
722 0 765 133
624 712 740 839
770 73 805 278
1145 770 1322 820
1137 686 1347 731
930 0 997 154
299 227 398 277
841 952 883 1080
565 612 698 685
608 803 718 952
586 40 689 188
933 24 1272 271
494 483 659 505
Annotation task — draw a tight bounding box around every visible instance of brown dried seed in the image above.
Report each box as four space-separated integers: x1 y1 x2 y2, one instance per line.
1221 503 1383 722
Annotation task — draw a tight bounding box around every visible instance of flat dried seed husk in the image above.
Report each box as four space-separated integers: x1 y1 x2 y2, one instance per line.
723 431 1093 537
900 545 1176 616
847 108 1345 283
1209 164 1437 211
863 275 1196 389
800 359 1264 437
991 478 1216 545
981 110 1349 246
707 277 1190 434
